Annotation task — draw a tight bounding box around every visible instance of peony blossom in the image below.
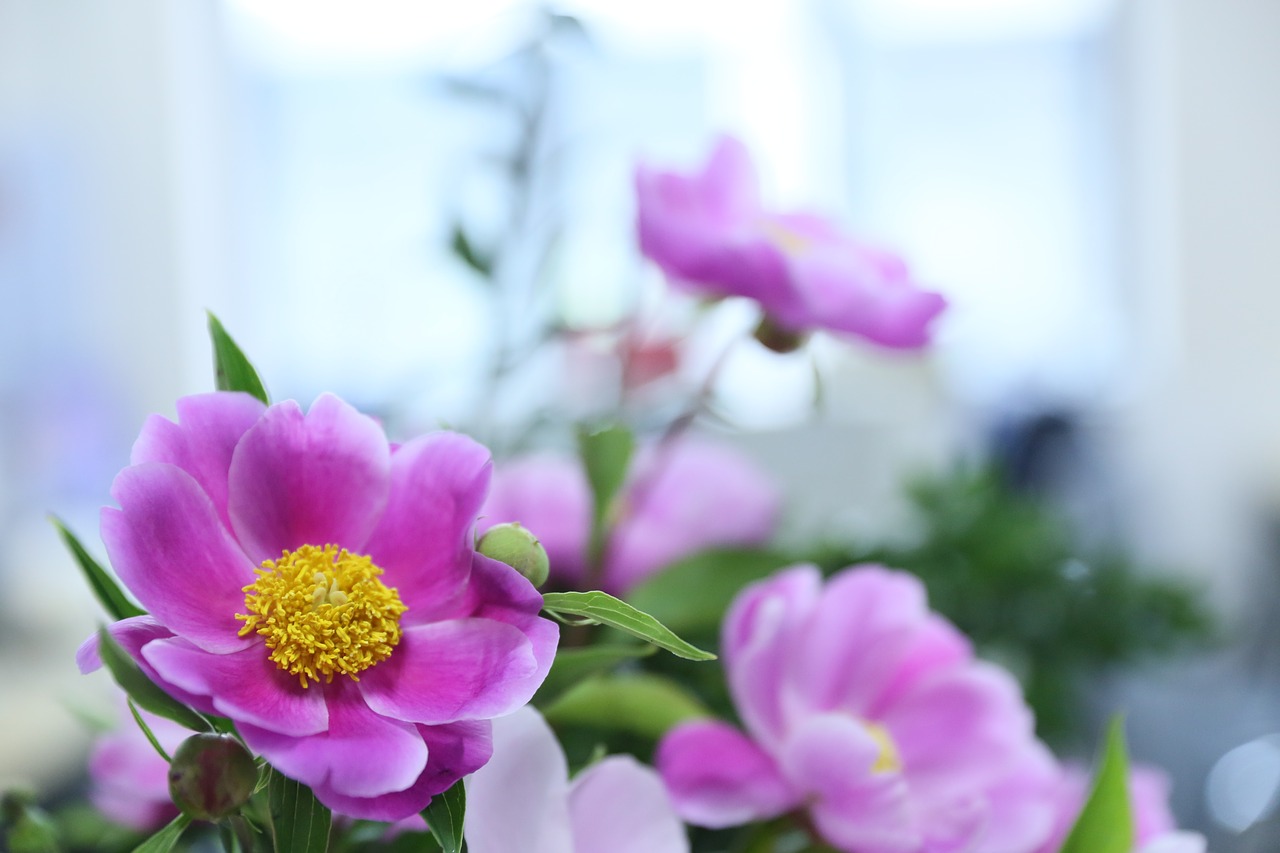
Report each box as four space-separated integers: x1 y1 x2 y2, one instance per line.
78 392 558 820
480 437 780 594
636 135 947 349
657 564 1052 853
464 706 688 853
88 702 185 831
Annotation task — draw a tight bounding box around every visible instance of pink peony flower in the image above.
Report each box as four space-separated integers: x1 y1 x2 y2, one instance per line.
88 703 186 831
636 136 947 349
656 564 1052 853
77 392 558 820
479 437 780 594
464 706 688 853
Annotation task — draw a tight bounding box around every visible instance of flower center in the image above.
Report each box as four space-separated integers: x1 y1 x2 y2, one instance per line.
236 544 407 688
866 722 903 774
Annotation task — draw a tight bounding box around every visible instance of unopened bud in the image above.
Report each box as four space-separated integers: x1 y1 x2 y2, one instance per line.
477 523 550 588
167 733 257 821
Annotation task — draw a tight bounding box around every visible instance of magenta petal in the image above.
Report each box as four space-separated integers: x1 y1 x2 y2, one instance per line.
130 392 266 530
103 464 256 654
142 638 328 736
569 756 690 853
77 618 218 716
239 683 426 799
358 619 537 725
413 720 493 798
656 719 796 828
227 394 390 564
777 713 917 853
365 432 491 624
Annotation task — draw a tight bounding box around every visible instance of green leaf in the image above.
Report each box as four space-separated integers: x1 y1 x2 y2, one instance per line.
449 224 493 278
208 312 269 404
268 769 332 853
576 424 634 567
541 673 710 739
532 644 656 706
626 547 794 635
420 779 465 853
131 814 191 853
1060 716 1134 853
51 517 144 621
127 699 172 763
541 590 716 661
96 628 210 732
1 792 61 853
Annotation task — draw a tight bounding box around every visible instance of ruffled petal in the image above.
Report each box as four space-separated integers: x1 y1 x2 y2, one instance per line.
103 464 256 654
569 756 690 853
227 395 390 565
413 720 493 799
142 638 328 737
464 708 573 853
777 713 918 853
130 392 266 530
358 619 538 725
656 719 796 828
721 565 822 746
77 617 219 716
239 682 426 799
365 432 490 624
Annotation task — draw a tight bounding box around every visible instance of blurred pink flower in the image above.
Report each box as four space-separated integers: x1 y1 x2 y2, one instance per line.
464 706 688 853
480 437 780 594
656 564 1053 853
88 704 185 831
636 136 947 349
78 392 558 820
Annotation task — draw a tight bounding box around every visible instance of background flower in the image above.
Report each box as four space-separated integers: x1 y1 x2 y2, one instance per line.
87 702 185 832
78 391 558 820
464 706 688 853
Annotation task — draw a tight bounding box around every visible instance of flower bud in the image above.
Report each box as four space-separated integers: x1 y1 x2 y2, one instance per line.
167 733 257 821
477 522 550 588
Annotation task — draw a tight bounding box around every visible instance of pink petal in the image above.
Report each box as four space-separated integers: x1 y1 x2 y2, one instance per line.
655 719 796 828
227 394 390 565
721 565 822 745
77 618 219 716
569 756 689 853
1131 765 1177 844
464 707 574 853
142 638 328 737
413 720 493 798
365 432 491 624
358 619 538 725
480 454 592 587
130 392 266 530
239 682 427 799
777 713 918 853
977 740 1061 853
103 463 256 654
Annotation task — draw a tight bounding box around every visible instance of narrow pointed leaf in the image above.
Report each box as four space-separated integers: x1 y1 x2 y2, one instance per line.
267 770 332 853
96 628 208 732
127 700 172 763
52 517 144 620
1060 716 1133 853
541 590 716 661
577 424 634 566
208 312 269 404
532 644 656 706
421 780 465 853
131 814 191 853
541 673 710 740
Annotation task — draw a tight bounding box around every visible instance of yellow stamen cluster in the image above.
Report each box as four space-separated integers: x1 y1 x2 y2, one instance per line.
237 544 407 688
866 722 904 775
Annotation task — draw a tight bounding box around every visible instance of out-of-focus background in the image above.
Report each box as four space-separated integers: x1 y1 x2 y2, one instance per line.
1 0 1278 849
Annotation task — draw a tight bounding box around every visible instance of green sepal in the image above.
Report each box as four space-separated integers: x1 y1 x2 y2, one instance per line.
96 628 209 732
127 699 172 763
420 779 465 853
1060 715 1134 853
208 312 270 404
541 590 716 661
51 517 144 621
541 672 710 740
131 814 191 853
267 769 332 853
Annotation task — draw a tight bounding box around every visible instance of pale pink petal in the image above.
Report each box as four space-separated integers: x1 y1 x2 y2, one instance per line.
227 394 390 564
358 619 538 725
1131 765 1178 844
569 756 689 853
130 392 266 530
142 637 328 736
656 719 797 828
365 432 491 624
464 707 574 853
777 713 918 853
1139 832 1207 853
721 565 822 745
480 454 591 587
239 683 426 799
975 740 1061 853
103 464 255 654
